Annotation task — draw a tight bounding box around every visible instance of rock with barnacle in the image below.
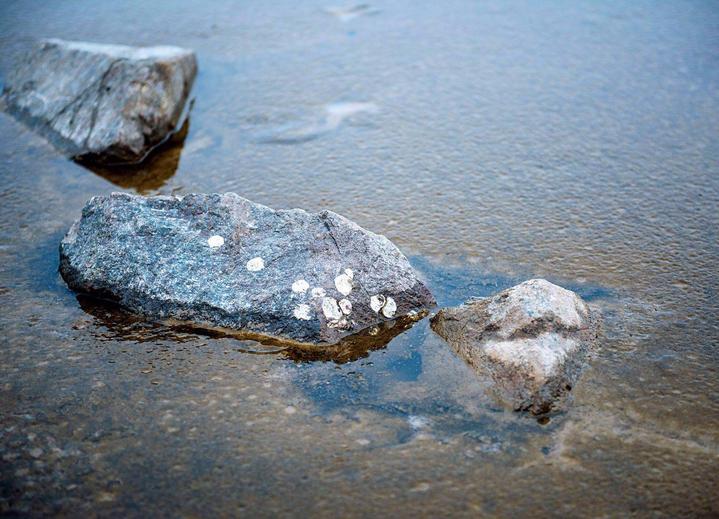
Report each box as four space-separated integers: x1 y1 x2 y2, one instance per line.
0 39 196 164
430 279 601 413
59 192 435 346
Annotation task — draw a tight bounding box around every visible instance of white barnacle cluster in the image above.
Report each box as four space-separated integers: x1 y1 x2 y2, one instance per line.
246 257 265 272
290 268 357 327
291 279 329 322
291 279 309 294
207 235 225 248
334 268 353 295
291 279 315 321
309 268 355 328
370 294 397 318
338 298 352 314
322 297 343 321
325 268 355 328
322 296 352 329
293 303 312 321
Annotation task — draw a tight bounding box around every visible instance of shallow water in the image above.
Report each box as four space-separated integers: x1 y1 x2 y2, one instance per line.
1 0 718 516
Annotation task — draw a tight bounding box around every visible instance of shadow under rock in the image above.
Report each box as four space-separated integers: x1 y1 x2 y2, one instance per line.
76 116 190 194
75 294 426 363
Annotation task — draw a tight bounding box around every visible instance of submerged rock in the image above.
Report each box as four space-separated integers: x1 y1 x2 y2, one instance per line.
1 39 196 164
430 279 600 413
60 193 435 346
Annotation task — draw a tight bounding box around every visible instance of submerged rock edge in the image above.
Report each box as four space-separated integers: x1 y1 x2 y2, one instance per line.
430 279 602 414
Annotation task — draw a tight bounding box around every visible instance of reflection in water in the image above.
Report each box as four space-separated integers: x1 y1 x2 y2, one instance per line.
324 4 380 22
284 313 424 363
258 102 378 144
76 293 425 362
76 117 190 194
76 293 208 345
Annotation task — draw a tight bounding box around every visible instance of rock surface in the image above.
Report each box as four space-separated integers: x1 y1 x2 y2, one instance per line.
60 193 435 346
1 39 197 164
430 279 600 413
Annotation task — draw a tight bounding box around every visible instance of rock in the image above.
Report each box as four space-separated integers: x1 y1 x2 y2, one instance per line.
1 39 197 164
430 279 600 413
60 192 435 346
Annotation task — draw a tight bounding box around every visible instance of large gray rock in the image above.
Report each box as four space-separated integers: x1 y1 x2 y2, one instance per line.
1 39 196 164
430 279 600 413
60 193 435 346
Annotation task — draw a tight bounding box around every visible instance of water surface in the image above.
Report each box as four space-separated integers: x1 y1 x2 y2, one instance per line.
1 1 718 516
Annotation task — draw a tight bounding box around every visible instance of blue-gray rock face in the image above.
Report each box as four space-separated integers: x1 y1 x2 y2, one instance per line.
59 193 436 346
431 279 601 413
1 39 196 164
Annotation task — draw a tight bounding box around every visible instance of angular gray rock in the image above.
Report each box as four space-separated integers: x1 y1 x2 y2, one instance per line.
430 279 600 413
60 193 435 346
1 39 197 164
